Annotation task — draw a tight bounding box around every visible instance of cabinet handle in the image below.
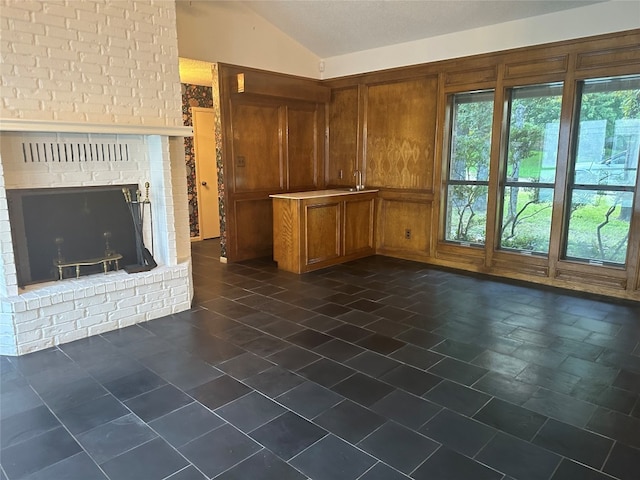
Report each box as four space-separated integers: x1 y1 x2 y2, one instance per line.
201 181 207 186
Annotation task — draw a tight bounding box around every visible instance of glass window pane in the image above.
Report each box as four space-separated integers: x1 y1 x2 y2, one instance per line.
499 83 562 255
565 190 634 265
506 84 563 183
449 92 494 182
445 185 488 244
500 187 553 254
573 76 640 187
444 91 494 246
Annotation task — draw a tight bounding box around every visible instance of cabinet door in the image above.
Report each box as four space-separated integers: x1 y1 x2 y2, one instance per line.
231 102 282 192
344 197 375 256
304 202 341 266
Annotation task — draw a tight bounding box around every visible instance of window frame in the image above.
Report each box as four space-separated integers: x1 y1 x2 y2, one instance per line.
561 75 640 267
496 82 565 257
442 89 496 247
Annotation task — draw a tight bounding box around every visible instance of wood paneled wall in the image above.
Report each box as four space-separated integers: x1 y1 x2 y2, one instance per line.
326 87 359 188
218 65 329 261
325 29 640 301
366 77 436 190
216 31 639 301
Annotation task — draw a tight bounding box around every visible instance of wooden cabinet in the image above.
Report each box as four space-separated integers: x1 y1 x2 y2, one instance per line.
271 190 377 273
218 64 328 262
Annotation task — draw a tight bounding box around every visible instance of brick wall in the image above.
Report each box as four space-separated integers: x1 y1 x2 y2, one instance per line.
0 0 183 127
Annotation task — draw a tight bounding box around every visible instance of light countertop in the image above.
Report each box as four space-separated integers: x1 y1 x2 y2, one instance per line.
270 188 378 200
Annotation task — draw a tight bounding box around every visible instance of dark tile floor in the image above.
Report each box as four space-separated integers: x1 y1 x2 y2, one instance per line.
2 239 640 480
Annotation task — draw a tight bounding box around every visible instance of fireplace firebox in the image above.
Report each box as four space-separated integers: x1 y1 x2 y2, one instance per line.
7 185 140 287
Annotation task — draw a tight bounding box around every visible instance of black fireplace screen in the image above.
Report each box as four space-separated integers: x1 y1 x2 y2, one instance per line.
7 185 139 287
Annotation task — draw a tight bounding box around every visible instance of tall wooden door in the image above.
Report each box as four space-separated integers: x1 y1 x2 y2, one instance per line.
192 107 220 239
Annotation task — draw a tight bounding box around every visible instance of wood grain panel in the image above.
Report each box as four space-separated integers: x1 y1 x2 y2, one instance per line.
231 102 281 192
327 87 359 187
504 55 568 79
378 199 430 253
305 202 341 264
366 77 437 190
492 256 549 277
444 67 497 86
434 249 486 267
272 197 299 272
555 267 627 290
288 106 318 191
344 198 375 255
233 198 273 260
229 67 331 103
576 45 640 71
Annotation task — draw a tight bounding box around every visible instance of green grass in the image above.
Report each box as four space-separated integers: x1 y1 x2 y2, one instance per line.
449 153 632 262
566 194 631 263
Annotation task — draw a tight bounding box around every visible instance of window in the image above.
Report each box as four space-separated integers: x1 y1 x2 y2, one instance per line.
444 91 494 245
499 83 563 255
564 75 640 265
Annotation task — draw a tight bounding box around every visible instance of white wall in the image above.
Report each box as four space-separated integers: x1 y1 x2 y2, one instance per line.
322 1 640 78
175 0 321 78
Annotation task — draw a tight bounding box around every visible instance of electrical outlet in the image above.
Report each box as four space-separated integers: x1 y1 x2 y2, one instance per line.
405 229 411 239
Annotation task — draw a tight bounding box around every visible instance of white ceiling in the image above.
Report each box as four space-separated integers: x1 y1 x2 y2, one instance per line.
178 0 608 85
242 0 607 58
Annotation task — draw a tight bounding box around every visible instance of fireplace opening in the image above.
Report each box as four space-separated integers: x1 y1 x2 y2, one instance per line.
7 185 140 287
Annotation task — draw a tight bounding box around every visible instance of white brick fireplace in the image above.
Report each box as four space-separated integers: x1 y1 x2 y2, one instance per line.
0 124 193 356
0 0 193 355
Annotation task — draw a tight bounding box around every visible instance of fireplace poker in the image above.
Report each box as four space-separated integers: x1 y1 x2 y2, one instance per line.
142 181 153 256
122 185 157 273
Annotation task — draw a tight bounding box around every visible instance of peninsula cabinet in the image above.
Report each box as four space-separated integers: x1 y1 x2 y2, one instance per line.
270 189 378 273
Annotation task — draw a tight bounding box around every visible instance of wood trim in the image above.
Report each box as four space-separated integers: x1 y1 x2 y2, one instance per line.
484 64 506 269
492 261 550 278
492 250 550 278
435 249 486 267
435 242 486 265
431 72 447 259
554 266 628 291
220 64 331 103
547 54 578 280
504 55 569 79
576 45 640 71
444 66 498 87
0 118 193 136
358 84 367 175
375 189 434 202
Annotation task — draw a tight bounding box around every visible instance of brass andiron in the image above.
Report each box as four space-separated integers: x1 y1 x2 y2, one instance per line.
53 234 122 280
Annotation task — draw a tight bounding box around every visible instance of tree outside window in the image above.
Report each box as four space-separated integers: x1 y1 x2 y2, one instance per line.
499 84 563 254
444 91 494 245
565 75 640 265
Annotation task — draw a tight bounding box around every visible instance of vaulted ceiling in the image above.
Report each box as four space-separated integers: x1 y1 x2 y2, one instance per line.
242 0 606 58
178 0 608 85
